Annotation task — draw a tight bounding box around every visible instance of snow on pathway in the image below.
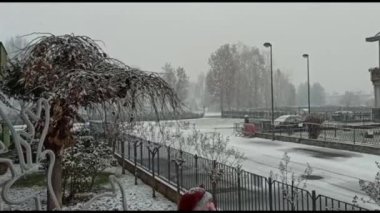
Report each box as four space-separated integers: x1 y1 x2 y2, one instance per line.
0 165 176 211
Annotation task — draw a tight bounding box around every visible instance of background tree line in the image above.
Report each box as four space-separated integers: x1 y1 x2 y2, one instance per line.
160 42 329 112
204 42 327 112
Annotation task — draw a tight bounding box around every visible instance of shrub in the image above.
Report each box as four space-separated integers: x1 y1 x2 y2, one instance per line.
62 127 114 204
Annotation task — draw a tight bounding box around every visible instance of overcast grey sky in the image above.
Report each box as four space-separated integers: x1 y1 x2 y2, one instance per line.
1 3 380 95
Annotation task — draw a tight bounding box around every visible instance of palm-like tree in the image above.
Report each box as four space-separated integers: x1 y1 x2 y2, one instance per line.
1 33 181 210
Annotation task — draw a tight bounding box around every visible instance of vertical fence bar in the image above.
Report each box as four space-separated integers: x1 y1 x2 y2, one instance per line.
180 150 183 191
148 144 151 170
157 148 160 176
353 129 356 144
128 141 131 160
212 160 218 210
324 125 326 141
167 146 171 183
140 142 143 165
237 168 241 211
195 154 198 185
175 163 180 195
312 190 317 211
291 180 295 211
122 141 125 174
243 170 247 210
134 142 138 185
268 177 273 211
151 150 156 198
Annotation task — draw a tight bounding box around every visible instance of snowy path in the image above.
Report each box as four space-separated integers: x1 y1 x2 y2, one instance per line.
183 116 380 210
0 165 176 211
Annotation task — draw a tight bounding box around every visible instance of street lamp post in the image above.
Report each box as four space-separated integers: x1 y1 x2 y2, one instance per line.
366 32 380 67
366 33 380 121
264 42 274 140
303 54 311 114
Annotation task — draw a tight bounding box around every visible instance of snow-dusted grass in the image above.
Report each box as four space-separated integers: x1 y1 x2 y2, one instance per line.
0 165 176 211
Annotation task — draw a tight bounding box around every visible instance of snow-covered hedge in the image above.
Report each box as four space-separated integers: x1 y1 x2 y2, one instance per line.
62 127 115 203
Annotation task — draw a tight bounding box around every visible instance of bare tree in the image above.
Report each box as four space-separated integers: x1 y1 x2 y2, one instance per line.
270 152 312 210
162 63 177 90
340 91 361 107
207 44 238 111
354 161 380 208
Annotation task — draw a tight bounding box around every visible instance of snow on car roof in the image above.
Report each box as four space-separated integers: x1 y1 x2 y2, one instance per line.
275 115 299 121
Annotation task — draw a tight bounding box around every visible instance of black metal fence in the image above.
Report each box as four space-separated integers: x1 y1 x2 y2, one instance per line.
234 121 380 146
116 134 368 211
223 110 372 123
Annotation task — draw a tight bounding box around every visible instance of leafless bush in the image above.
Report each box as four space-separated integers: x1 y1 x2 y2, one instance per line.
270 152 313 210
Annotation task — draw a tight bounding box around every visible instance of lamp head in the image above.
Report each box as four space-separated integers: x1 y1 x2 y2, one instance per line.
263 42 272 48
366 32 380 42
302 54 309 58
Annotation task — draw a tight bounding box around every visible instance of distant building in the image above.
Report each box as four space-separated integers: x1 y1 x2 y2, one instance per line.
326 92 373 107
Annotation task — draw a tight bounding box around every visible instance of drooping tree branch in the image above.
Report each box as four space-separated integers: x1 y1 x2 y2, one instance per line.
0 33 182 209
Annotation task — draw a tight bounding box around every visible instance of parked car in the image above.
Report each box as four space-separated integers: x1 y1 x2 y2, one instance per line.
332 111 354 122
274 115 303 128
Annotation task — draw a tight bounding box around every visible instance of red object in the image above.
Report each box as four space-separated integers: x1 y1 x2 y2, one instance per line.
178 185 214 211
243 123 257 137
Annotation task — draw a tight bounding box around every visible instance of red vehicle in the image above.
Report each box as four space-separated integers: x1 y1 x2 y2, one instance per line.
243 123 257 137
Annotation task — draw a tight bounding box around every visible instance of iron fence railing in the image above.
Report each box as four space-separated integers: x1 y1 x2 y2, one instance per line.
234 121 380 146
223 110 372 123
116 134 369 211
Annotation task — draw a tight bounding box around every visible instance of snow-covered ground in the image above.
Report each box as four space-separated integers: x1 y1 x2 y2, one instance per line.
0 165 176 211
7 115 379 209
179 117 380 210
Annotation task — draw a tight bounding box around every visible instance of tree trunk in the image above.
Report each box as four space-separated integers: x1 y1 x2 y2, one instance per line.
47 153 62 210
45 99 74 210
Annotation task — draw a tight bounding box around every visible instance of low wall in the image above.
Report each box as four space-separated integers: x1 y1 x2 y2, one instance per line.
114 154 184 206
256 133 380 155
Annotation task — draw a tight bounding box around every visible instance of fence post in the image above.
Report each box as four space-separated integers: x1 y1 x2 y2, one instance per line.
195 154 198 185
212 160 218 210
291 179 295 211
268 177 273 211
134 141 138 185
151 149 156 198
175 162 180 195
148 143 151 171
312 190 317 211
334 127 337 138
237 168 241 211
128 141 131 160
324 126 326 141
180 150 183 190
122 141 125 175
140 141 143 165
168 146 171 182
157 148 160 176
353 129 356 144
